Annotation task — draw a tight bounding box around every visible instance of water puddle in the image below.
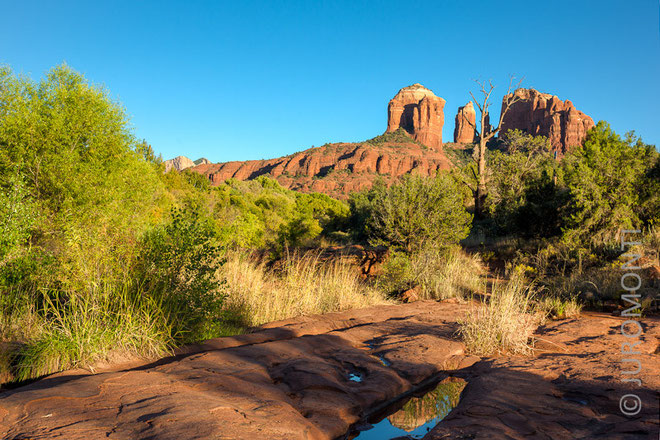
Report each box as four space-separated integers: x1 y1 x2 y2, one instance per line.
345 377 466 439
348 373 363 383
363 340 391 367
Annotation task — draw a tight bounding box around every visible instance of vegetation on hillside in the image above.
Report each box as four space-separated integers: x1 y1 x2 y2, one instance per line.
365 127 425 147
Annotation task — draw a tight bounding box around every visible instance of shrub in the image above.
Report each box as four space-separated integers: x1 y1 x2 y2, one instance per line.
536 295 582 321
139 206 227 342
349 173 472 252
211 177 349 250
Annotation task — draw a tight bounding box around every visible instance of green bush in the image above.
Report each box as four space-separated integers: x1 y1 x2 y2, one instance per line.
140 206 227 342
349 173 472 252
212 177 349 250
560 121 658 245
375 246 485 299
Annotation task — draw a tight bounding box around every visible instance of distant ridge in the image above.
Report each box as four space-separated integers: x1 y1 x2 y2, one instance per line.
164 156 209 172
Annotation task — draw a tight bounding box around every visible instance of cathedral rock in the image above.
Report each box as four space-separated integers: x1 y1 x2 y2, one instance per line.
500 88 595 154
386 84 445 150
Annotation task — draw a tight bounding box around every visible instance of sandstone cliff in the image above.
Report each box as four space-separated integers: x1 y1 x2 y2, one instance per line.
191 139 452 199
386 84 445 150
500 88 595 153
453 102 476 144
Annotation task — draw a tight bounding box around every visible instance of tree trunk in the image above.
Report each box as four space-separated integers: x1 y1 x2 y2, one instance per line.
474 118 487 219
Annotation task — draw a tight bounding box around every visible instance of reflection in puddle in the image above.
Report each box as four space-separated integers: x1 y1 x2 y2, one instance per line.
350 377 466 439
348 373 363 383
376 355 391 367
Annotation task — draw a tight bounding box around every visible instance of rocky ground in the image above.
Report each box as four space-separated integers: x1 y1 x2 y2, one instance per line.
0 301 658 440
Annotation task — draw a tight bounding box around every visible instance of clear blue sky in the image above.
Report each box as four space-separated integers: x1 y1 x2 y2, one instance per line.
2 0 659 162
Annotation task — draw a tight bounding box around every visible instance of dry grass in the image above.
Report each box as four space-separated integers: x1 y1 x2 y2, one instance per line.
459 272 538 356
377 246 486 300
536 295 582 321
413 247 486 300
221 251 389 327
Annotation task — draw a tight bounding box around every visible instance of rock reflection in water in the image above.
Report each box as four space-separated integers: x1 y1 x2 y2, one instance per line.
352 377 466 439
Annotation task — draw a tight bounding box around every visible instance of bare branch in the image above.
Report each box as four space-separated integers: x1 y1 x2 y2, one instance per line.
469 90 483 113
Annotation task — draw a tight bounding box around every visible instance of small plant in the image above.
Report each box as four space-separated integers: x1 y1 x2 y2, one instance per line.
459 272 538 356
10 283 172 382
536 295 582 320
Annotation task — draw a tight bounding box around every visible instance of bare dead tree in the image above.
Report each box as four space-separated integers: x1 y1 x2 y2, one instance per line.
466 75 524 219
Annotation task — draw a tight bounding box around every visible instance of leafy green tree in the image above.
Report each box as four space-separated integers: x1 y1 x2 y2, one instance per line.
640 155 660 226
488 130 560 236
136 139 162 164
0 64 164 288
0 175 38 262
560 121 658 244
350 173 472 252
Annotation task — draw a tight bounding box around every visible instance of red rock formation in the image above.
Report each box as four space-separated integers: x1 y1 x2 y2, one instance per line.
191 141 452 199
500 88 595 154
386 84 445 150
453 102 476 143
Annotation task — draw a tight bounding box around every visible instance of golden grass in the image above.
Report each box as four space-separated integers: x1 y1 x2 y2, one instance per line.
412 247 487 300
376 246 486 300
536 295 582 321
459 272 538 356
221 251 390 327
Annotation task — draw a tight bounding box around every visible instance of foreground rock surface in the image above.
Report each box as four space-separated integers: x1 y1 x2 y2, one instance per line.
1 304 658 440
426 313 660 440
0 301 471 440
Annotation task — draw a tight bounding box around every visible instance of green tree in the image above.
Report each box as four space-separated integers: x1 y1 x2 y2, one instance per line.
467 77 524 218
561 121 657 244
0 64 164 288
488 130 560 236
640 155 660 226
0 175 38 262
350 173 472 252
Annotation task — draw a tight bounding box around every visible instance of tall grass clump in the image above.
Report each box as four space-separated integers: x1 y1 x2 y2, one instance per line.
11 284 172 381
222 251 389 326
459 272 538 356
376 246 486 300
